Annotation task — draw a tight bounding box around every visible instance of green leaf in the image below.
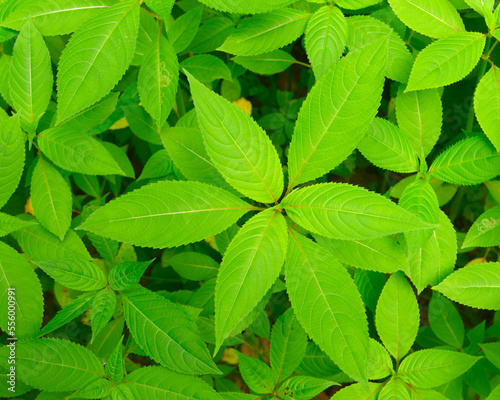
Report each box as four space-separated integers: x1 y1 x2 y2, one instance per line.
14 221 91 261
33 257 107 291
0 338 105 391
138 34 179 127
346 15 413 83
368 339 393 380
463 205 500 248
0 115 24 209
0 365 31 398
378 378 410 400
38 126 123 175
433 210 457 285
9 20 53 133
0 241 43 339
429 292 464 349
398 349 478 388
132 12 158 66
410 389 450 400
287 36 388 187
79 181 253 249
305 5 347 79
1 0 115 36
170 252 219 281
138 150 173 181
167 7 202 54
143 0 174 21
101 141 135 178
125 366 222 400
474 65 500 151
296 342 341 378
181 54 232 83
331 382 382 399
283 183 434 241
433 262 500 310
218 9 309 56
187 72 284 204
69 379 113 399
0 212 35 237
358 118 419 173
106 337 125 382
429 135 500 185
354 270 387 314
405 233 441 293
196 0 294 14
387 0 465 38
31 157 72 240
122 285 220 375
482 342 500 370
395 87 442 159
56 0 140 123
406 33 486 92
233 50 296 75
465 0 495 27
109 260 154 291
270 308 308 382
335 0 380 9
376 272 419 361
286 232 369 383
122 103 162 145
91 287 116 342
160 127 235 193
39 292 95 336
215 210 287 349
316 234 407 274
281 376 337 400
190 17 234 54
238 353 275 394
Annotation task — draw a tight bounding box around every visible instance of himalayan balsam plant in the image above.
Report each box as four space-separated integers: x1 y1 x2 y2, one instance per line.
0 0 499 399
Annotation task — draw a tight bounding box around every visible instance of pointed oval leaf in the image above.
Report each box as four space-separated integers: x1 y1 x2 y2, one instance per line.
170 252 219 281
238 353 275 394
180 54 232 83
281 376 337 400
286 232 369 383
0 115 24 210
143 0 174 21
0 212 36 237
106 337 125 382
167 7 202 54
187 72 284 204
331 382 381 399
108 260 154 291
233 50 296 75
463 205 500 248
378 378 410 400
432 210 457 285
336 0 380 9
91 288 116 342
196 0 294 14
368 339 393 380
79 181 253 249
474 65 500 151
429 292 464 349
287 36 387 188
56 0 140 123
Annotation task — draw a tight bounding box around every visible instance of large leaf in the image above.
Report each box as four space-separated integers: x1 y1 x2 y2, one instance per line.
463 205 500 248
187 72 284 204
170 252 219 281
406 33 485 92
180 54 232 83
270 309 307 383
283 183 434 241
1 0 114 36
125 366 222 400
37 126 123 175
474 65 500 151
346 15 413 83
287 36 387 188
429 135 500 185
215 210 287 349
33 258 107 291
433 262 500 310
79 181 254 249
232 50 296 75
398 349 478 388
285 232 369 383
387 0 465 38
238 353 275 393
196 0 295 15
281 376 337 400
167 6 202 54
375 272 419 361
122 285 220 375
378 379 410 400
0 241 43 339
56 0 140 123
405 234 441 293
9 20 52 134
0 212 35 237
0 338 105 391
31 157 72 240
357 118 419 173
0 115 24 209
138 34 179 128
395 87 442 159
331 383 382 399
304 5 347 79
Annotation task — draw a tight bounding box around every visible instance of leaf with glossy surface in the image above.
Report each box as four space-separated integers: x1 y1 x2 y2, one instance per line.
122 285 220 375
463 205 500 248
233 50 296 75
181 54 232 83
286 232 369 383
0 115 24 209
474 65 500 151
429 135 500 185
215 210 287 349
187 72 284 204
406 33 485 92
287 36 387 187
433 262 500 310
79 181 253 249
56 0 140 123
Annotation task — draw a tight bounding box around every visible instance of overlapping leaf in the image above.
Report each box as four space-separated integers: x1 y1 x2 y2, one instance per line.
196 0 295 15
463 205 500 248
474 65 500 151
0 115 24 209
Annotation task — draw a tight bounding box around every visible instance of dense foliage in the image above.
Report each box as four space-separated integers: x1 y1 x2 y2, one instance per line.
0 0 499 399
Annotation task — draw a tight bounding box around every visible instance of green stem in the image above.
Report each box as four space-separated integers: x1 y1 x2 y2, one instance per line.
466 36 492 131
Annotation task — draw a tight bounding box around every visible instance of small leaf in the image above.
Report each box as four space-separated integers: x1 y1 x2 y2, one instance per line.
405 234 441 293
190 17 234 54
218 9 310 56
0 212 35 237
368 339 393 380
233 50 296 75
106 336 125 382
429 292 464 349
481 342 500 370
143 0 174 21
33 257 107 291
376 272 419 361
433 210 457 285
406 33 486 92
281 376 337 400
238 353 275 394
91 287 117 342
398 349 478 388
433 262 500 310
296 342 341 378
170 252 219 281
463 205 500 248
378 378 410 400
109 260 154 291
167 7 202 54
0 115 24 209
474 65 500 151
181 54 232 83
